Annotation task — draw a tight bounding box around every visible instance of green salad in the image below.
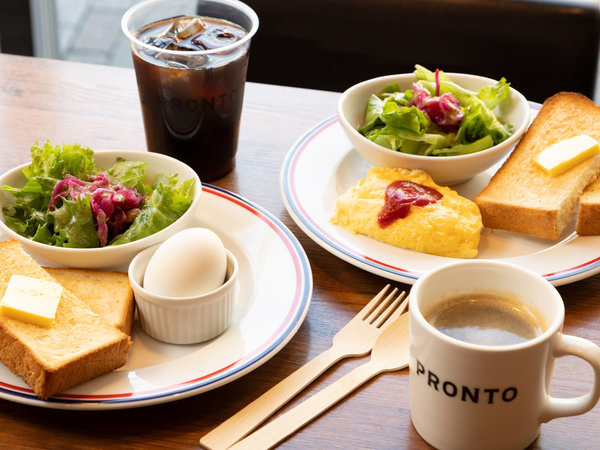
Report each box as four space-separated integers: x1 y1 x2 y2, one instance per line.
359 65 513 156
1 142 195 248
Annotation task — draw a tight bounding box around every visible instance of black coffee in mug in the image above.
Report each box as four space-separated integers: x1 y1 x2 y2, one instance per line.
423 292 545 346
410 261 600 450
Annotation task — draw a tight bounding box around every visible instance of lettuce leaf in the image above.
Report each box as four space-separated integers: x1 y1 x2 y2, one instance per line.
1 142 98 245
25 141 95 180
106 157 152 195
365 125 453 155
476 77 511 110
1 142 194 248
431 135 494 156
1 178 48 212
360 94 385 134
358 65 513 157
456 97 512 145
380 104 428 131
361 98 454 154
48 195 100 248
109 174 194 245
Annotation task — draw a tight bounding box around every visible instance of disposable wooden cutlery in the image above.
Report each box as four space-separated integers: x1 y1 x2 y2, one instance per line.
230 312 410 449
200 285 408 449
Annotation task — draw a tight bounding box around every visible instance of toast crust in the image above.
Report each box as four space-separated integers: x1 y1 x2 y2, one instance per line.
474 92 600 240
0 323 130 399
577 176 600 235
0 240 131 399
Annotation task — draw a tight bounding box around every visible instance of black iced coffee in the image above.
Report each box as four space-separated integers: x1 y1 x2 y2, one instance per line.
132 15 249 181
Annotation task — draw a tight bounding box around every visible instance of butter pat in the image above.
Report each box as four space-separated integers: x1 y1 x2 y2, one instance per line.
535 134 600 176
0 275 63 327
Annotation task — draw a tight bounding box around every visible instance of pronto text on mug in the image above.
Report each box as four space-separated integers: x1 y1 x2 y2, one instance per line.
416 360 518 404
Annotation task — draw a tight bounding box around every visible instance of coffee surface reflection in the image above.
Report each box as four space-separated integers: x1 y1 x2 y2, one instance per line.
424 292 545 346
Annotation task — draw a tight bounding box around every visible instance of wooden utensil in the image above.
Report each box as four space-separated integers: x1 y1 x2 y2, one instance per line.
230 312 410 449
200 285 407 449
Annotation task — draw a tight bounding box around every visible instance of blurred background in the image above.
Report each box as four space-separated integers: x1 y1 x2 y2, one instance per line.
0 0 139 68
1 0 600 103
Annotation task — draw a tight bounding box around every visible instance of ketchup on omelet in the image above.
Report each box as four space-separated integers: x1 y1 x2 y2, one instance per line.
378 181 443 228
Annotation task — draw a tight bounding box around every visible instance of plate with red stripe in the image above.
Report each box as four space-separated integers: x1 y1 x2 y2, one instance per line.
0 184 312 409
280 105 600 286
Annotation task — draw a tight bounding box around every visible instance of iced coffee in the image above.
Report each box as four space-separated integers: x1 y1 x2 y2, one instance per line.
122 0 258 181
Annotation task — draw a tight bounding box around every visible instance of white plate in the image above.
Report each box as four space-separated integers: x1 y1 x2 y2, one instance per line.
280 105 600 286
0 184 312 409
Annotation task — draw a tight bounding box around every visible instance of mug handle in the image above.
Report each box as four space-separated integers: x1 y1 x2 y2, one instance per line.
540 333 600 423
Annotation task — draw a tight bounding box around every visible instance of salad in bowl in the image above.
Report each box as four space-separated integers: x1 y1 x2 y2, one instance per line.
337 65 530 185
360 65 514 156
0 142 201 268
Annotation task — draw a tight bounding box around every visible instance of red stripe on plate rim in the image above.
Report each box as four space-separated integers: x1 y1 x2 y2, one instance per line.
287 117 420 277
286 103 598 281
2 186 307 402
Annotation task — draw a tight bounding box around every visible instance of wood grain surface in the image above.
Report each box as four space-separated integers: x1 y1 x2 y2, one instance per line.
0 54 599 449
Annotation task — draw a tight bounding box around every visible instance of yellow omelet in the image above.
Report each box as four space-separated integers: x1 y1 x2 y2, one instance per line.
330 167 482 258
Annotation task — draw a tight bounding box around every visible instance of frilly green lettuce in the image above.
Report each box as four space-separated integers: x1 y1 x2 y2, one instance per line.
359 65 513 157
1 142 194 248
109 174 194 245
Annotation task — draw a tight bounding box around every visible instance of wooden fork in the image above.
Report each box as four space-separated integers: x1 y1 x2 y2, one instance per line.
200 285 408 449
230 312 410 449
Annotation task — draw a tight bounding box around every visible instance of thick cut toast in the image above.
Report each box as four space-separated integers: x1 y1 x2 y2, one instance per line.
576 175 600 235
0 240 131 399
474 92 600 240
44 267 135 335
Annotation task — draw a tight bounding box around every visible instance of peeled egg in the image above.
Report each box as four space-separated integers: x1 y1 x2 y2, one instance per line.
143 228 228 297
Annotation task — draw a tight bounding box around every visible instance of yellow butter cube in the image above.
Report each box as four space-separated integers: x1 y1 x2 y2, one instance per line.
0 275 63 327
535 134 600 176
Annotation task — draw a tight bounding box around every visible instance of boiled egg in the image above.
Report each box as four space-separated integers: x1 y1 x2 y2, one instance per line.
143 227 227 297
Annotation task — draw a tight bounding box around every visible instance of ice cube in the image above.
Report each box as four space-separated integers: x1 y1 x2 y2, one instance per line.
151 17 207 51
177 18 205 39
156 20 180 40
143 35 177 49
181 54 209 68
157 17 205 41
156 52 208 69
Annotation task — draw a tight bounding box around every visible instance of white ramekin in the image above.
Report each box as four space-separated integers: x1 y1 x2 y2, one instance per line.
128 243 238 344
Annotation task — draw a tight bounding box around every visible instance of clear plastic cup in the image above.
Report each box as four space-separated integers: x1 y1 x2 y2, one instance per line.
122 0 259 181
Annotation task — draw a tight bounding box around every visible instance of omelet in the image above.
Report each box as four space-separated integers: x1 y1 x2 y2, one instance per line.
330 167 482 258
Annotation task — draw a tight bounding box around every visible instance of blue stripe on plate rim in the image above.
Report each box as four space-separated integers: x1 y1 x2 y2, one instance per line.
0 184 313 406
280 104 600 285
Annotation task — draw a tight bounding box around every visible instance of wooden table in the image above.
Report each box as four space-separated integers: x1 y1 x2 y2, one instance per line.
0 54 599 449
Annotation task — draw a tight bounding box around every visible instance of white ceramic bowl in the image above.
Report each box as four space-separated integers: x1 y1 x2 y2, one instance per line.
0 150 201 269
128 243 239 344
337 72 530 185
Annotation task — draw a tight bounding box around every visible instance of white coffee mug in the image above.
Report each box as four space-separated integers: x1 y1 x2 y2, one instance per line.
409 260 600 450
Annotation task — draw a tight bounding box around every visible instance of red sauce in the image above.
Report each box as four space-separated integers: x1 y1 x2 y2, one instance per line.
378 180 443 228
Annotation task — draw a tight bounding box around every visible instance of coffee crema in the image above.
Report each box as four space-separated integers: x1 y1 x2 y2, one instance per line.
423 292 545 346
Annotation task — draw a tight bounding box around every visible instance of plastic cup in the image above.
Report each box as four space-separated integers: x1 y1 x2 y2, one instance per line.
122 0 259 181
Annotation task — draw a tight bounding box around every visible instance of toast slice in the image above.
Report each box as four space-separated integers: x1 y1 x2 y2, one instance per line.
44 268 135 335
0 239 131 399
576 175 600 235
474 92 600 240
